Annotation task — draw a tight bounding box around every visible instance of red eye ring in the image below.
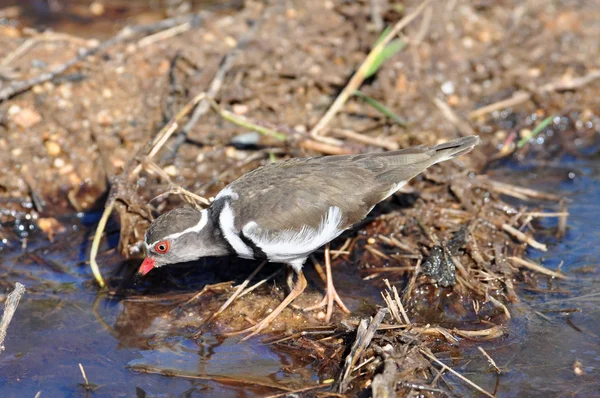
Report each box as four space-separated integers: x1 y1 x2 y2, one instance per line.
154 241 170 254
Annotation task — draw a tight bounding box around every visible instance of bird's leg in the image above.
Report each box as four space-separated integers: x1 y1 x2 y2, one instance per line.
208 260 267 321
304 244 350 322
286 267 295 292
226 269 307 340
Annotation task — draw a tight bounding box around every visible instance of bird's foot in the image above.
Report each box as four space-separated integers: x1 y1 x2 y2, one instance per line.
303 281 350 322
224 317 272 340
224 270 308 340
304 244 351 322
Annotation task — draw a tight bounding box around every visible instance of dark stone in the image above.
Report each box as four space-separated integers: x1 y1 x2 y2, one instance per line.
421 245 456 287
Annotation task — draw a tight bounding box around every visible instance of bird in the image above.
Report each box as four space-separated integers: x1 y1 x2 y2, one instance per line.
137 135 480 337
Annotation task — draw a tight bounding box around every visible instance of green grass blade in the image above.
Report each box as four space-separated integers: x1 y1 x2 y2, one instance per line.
354 90 407 126
364 39 406 78
373 26 393 47
517 115 555 148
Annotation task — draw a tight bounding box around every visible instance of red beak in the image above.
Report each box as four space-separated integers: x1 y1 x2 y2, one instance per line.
137 257 156 276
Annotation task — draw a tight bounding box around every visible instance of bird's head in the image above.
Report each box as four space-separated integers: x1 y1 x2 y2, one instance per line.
137 207 219 278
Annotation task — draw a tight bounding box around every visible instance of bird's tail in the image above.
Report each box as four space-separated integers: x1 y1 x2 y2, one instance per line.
428 135 480 165
373 135 480 184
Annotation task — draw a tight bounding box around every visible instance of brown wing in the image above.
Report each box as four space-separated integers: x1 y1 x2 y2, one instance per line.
225 135 479 234
226 157 388 234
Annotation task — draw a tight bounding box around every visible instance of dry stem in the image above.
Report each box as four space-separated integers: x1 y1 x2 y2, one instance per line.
0 282 26 353
0 14 204 102
421 348 496 398
502 223 547 252
509 256 570 279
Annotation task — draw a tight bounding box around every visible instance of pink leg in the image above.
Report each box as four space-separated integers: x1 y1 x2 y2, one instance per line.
304 244 350 322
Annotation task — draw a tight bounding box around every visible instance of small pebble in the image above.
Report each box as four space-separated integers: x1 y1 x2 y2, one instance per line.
367 237 376 245
31 59 46 69
519 128 532 139
225 146 237 158
112 157 125 169
163 165 178 177
573 360 584 376
294 124 307 133
59 85 72 99
231 131 260 146
87 39 100 47
96 110 113 126
158 59 170 75
441 81 455 95
232 104 249 115
286 8 297 19
45 140 61 156
12 108 42 129
462 36 474 48
89 2 105 16
8 105 21 115
495 130 507 140
53 158 65 168
224 36 237 47
37 217 65 240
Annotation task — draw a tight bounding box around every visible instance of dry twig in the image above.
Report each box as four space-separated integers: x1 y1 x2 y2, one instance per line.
382 279 410 324
540 70 600 92
502 223 547 252
421 348 496 398
433 97 476 137
209 261 267 319
0 14 204 102
79 363 91 388
468 91 531 119
478 347 501 374
338 308 388 393
0 282 26 353
509 256 569 279
130 365 293 392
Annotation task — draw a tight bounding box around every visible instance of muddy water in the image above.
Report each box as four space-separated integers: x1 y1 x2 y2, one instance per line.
0 157 598 397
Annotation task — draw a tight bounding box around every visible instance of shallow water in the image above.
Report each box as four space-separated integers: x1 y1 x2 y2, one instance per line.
449 158 600 397
0 157 598 397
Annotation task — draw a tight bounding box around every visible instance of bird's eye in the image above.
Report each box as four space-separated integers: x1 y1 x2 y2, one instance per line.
154 241 170 254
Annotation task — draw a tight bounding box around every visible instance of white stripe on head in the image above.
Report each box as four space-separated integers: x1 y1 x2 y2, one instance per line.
215 186 239 200
219 201 253 258
242 206 344 263
148 209 208 247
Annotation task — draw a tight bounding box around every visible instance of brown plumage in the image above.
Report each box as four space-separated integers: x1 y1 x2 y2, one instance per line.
227 135 479 234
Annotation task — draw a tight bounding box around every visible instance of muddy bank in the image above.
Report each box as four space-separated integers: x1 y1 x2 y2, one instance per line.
1 0 599 396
